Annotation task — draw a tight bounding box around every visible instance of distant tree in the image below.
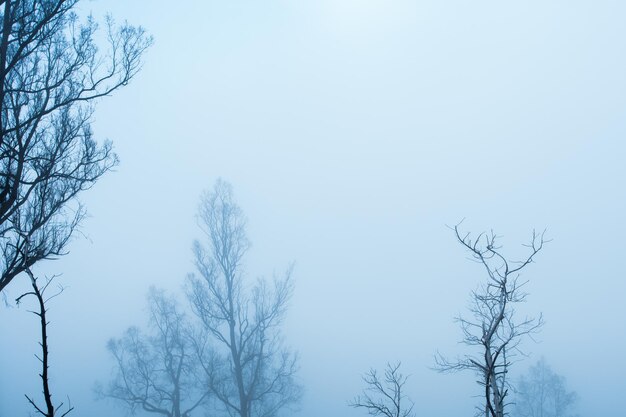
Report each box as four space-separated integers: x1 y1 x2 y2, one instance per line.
0 0 152 294
100 288 208 417
513 358 578 417
435 224 546 417
350 362 415 417
187 179 302 417
16 269 73 417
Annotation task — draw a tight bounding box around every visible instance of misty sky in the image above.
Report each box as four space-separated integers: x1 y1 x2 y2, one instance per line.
1 1 625 416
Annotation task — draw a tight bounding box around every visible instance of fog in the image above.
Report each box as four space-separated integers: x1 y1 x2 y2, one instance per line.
1 1 625 416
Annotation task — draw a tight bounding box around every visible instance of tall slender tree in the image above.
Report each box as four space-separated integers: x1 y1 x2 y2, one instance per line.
187 179 302 417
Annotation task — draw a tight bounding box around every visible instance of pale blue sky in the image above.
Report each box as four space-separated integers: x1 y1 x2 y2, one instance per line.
1 1 625 416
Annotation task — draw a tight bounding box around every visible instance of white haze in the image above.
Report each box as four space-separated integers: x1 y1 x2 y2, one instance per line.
1 1 625 416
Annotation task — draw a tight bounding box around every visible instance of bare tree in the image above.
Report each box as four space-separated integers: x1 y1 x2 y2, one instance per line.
99 288 209 417
513 358 578 417
187 179 302 417
15 269 73 417
350 362 415 417
435 224 546 417
0 0 152 294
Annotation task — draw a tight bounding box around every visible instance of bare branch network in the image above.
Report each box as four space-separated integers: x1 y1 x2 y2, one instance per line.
0 0 152 294
435 223 547 417
101 180 302 417
1 1 150 415
99 288 209 417
350 362 415 417
187 179 302 417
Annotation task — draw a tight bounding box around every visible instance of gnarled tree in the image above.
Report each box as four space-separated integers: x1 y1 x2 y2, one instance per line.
187 179 302 417
435 224 546 417
0 0 152 294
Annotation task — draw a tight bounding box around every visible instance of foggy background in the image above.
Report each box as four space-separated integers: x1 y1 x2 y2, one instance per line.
2 0 625 416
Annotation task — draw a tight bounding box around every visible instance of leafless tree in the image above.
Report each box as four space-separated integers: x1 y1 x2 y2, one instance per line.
513 358 578 417
99 288 209 417
435 224 546 417
350 362 415 417
0 0 152 294
187 179 302 417
15 269 73 417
